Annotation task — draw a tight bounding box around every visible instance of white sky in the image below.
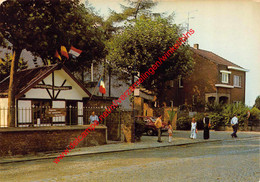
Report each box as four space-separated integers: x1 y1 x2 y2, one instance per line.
87 0 260 106
0 0 259 106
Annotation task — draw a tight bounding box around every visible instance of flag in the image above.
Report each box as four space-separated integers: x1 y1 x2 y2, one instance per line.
60 46 69 59
98 77 106 94
69 46 82 57
54 50 61 61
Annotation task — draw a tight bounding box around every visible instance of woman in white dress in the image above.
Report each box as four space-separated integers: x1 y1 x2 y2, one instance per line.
190 117 198 139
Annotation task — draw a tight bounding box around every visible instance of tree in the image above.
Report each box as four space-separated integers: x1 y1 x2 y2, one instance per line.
0 52 27 81
103 0 158 39
0 0 105 126
253 95 260 110
106 17 193 103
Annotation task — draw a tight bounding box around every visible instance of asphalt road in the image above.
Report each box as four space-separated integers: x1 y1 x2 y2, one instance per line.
0 137 259 182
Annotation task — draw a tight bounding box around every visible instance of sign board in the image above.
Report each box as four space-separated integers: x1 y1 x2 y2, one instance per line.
33 84 72 90
46 108 66 117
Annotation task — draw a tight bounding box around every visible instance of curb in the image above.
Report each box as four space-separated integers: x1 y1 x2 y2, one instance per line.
0 136 259 164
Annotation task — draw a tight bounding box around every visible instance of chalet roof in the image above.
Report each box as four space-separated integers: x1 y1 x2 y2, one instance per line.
191 47 244 69
0 64 91 98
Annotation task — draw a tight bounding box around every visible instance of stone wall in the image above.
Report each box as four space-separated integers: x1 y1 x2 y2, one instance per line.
0 125 107 156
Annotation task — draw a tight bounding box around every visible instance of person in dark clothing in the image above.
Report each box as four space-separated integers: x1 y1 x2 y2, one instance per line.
203 113 211 139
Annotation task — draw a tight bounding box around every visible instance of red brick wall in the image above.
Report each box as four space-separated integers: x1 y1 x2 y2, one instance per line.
182 53 218 105
0 126 107 156
230 70 246 103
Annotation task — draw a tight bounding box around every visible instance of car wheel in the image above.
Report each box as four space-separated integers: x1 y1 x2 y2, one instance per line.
147 129 154 136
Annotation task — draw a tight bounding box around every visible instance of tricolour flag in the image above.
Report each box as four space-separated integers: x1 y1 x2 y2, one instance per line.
98 78 106 94
60 46 69 59
54 50 61 60
69 46 82 57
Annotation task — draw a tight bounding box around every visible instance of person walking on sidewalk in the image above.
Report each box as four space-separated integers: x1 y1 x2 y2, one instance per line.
155 115 163 143
203 113 211 139
168 121 173 143
190 118 197 139
231 114 239 138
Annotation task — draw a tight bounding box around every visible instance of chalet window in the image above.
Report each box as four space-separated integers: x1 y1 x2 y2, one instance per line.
234 75 241 87
179 77 183 88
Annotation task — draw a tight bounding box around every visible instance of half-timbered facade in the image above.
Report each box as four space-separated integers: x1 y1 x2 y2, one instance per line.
0 64 91 127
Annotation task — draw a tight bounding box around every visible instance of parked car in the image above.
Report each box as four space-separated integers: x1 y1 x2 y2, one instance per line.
135 116 168 136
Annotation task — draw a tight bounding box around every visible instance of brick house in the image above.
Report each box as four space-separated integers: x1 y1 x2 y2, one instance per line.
165 44 248 110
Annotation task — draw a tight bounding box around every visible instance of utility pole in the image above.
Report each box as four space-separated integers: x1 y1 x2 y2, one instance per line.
186 10 197 43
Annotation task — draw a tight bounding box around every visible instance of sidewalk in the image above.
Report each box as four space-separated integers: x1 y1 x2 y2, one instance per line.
1 130 259 164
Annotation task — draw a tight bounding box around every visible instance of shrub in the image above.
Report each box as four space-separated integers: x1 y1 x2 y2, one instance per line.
221 103 249 129
177 116 191 130
209 112 225 129
250 107 260 126
194 112 205 130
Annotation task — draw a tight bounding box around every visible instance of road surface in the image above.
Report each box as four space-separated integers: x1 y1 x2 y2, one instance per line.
0 137 259 182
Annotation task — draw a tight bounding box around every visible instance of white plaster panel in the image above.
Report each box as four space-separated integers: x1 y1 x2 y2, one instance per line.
18 100 32 123
0 98 8 127
78 101 83 125
24 69 89 100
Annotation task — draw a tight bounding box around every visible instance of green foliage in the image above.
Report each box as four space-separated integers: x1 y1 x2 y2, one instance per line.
0 52 27 81
135 117 146 141
208 103 250 129
221 103 249 127
206 102 224 112
253 96 260 110
104 0 158 38
0 0 105 71
106 17 193 101
176 115 190 130
209 112 225 129
250 107 260 125
167 110 176 122
194 112 204 130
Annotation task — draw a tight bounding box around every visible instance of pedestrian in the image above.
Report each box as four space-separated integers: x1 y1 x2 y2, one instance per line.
203 113 211 139
190 117 197 139
155 115 163 143
231 114 238 138
168 121 173 143
89 111 99 124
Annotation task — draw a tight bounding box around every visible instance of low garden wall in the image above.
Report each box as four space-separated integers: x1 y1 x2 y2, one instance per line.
0 125 107 156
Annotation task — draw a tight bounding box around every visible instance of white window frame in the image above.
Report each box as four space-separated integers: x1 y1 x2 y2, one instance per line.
221 73 229 83
233 75 241 87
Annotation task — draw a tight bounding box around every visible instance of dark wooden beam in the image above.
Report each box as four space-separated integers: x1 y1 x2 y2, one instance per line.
54 79 67 99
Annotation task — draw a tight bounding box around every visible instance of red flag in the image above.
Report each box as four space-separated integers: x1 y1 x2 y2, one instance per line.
69 46 82 57
54 51 61 60
98 78 106 94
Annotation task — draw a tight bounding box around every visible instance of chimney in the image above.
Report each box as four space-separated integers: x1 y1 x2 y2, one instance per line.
193 44 199 49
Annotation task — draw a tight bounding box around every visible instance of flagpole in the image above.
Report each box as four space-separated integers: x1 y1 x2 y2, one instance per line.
89 74 102 101
89 61 105 101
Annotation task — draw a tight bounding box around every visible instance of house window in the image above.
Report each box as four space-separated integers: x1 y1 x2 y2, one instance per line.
220 70 231 84
234 75 241 87
179 77 183 88
221 73 229 83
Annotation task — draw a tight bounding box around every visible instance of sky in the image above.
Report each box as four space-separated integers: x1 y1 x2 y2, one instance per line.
87 0 260 106
0 0 259 106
